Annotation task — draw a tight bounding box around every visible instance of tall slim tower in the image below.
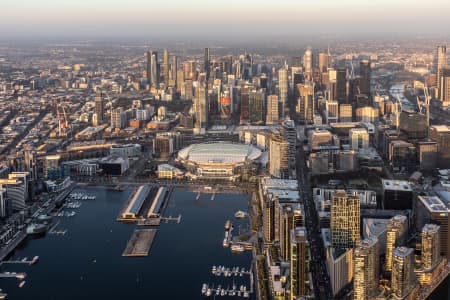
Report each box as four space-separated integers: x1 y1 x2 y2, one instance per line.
150 51 159 88
269 133 289 179
266 95 279 125
278 67 288 117
421 223 441 270
163 49 169 86
290 227 311 300
359 60 371 97
330 190 361 250
353 237 379 300
146 51 152 86
385 215 408 272
170 55 177 87
303 47 313 80
204 47 211 81
391 247 416 299
296 82 315 124
94 91 104 123
337 67 348 103
436 45 447 96
194 82 208 129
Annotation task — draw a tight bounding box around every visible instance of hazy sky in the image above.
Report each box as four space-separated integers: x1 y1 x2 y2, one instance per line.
2 0 450 38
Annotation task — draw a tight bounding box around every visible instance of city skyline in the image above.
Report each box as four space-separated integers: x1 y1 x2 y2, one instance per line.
2 0 450 38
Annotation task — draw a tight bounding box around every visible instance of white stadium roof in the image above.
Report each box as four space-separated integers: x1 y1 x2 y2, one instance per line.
178 142 261 164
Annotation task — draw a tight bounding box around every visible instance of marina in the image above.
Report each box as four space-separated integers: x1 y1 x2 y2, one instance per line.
0 186 256 300
122 229 157 257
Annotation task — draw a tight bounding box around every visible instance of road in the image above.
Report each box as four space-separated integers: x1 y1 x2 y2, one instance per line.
295 126 334 300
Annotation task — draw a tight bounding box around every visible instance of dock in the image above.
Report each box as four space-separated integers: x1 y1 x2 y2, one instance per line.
122 229 157 257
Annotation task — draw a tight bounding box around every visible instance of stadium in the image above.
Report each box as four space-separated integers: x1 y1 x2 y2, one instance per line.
176 142 262 180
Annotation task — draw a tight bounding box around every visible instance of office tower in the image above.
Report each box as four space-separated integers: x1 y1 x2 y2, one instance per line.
94 91 104 123
353 237 379 300
296 82 314 124
204 47 211 80
280 119 297 170
399 111 428 139
436 46 447 96
349 128 369 151
385 215 408 272
391 247 416 299
292 56 302 68
111 107 126 129
249 90 265 125
170 55 177 87
439 67 450 103
149 51 159 88
24 149 37 181
429 125 450 168
325 100 339 124
194 82 208 129
176 69 184 92
416 196 450 259
269 133 289 179
146 51 152 85
163 49 169 86
0 172 30 211
319 52 330 73
421 224 441 270
337 67 348 103
220 91 232 119
290 227 311 300
331 191 360 249
183 61 196 80
44 155 61 179
266 95 279 125
0 189 6 218
339 104 353 122
327 68 337 97
417 141 438 171
303 47 313 80
359 60 371 97
382 179 414 210
278 67 288 117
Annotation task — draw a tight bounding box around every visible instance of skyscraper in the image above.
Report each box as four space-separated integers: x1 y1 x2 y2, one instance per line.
290 227 311 299
319 52 330 73
163 49 169 86
204 47 211 80
248 90 265 125
266 95 279 125
149 51 159 88
421 224 441 270
194 82 208 129
280 119 297 171
359 60 371 97
269 133 289 179
170 55 177 87
303 47 313 80
330 191 360 250
336 67 348 104
385 215 408 272
146 51 152 85
391 247 416 299
439 67 450 104
278 67 288 118
353 237 379 300
296 82 315 124
94 91 104 123
436 45 447 97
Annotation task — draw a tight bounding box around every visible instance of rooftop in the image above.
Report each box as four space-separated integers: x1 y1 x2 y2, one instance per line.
382 179 412 192
417 195 450 213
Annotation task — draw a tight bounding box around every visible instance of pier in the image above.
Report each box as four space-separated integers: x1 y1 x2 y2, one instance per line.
122 229 157 257
161 214 182 224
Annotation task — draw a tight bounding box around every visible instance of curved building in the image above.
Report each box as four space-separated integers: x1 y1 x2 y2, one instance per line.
177 142 262 180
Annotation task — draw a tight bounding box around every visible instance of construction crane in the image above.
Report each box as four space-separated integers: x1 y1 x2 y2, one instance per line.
56 100 70 137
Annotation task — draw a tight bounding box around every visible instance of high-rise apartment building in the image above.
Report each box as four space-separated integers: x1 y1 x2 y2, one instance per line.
269 133 289 179
194 83 208 129
337 67 348 104
353 237 379 300
331 191 360 249
385 215 408 272
391 247 416 299
421 224 441 270
290 227 311 299
163 49 169 86
94 91 104 123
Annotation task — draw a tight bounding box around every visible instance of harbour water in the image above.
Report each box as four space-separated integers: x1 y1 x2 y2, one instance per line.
1 186 255 300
